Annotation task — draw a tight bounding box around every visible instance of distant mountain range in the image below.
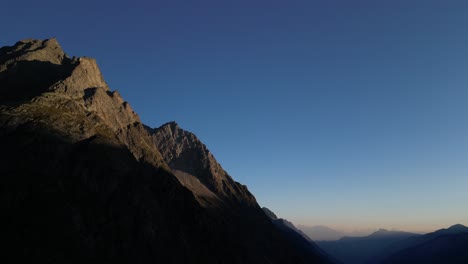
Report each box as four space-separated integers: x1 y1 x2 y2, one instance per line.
316 224 468 264
298 225 377 241
317 228 418 264
378 224 468 264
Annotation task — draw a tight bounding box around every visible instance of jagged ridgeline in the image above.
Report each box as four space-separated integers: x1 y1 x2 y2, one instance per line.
0 39 333 263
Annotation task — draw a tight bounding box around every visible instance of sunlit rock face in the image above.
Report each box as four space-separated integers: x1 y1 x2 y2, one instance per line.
0 38 333 264
147 121 258 207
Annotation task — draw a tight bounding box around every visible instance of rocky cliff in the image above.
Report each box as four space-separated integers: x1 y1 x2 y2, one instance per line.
0 38 164 168
146 121 257 207
0 38 332 264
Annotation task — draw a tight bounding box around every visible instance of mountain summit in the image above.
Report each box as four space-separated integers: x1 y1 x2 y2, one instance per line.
0 38 332 263
446 224 468 233
146 121 257 206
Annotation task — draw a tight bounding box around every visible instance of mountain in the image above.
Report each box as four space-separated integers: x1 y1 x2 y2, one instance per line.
0 38 332 263
425 223 468 237
316 229 418 264
316 224 468 264
145 121 257 207
262 208 336 264
262 208 314 243
298 225 345 241
379 224 468 264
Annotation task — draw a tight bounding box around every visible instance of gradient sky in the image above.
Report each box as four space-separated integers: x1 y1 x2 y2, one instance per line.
3 0 468 233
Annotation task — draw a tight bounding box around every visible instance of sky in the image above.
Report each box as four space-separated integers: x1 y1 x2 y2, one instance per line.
3 0 468 233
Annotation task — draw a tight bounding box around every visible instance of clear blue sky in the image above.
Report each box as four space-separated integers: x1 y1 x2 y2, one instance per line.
3 0 468 232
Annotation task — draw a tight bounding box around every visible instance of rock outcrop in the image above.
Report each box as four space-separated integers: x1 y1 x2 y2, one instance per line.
0 38 165 168
0 38 332 264
146 121 257 206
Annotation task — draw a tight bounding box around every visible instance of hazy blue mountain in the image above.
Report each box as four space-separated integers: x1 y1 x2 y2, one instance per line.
317 229 418 264
299 225 346 241
378 224 468 264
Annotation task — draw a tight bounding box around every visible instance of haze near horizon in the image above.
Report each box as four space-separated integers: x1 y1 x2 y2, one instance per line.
3 0 468 232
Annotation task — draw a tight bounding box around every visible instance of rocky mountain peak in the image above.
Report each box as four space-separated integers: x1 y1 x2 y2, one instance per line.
1 38 333 264
0 38 165 168
163 120 180 129
147 122 258 206
442 224 468 234
154 121 209 161
0 38 65 67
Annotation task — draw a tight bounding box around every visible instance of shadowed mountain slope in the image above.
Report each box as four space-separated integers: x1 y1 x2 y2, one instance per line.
316 229 418 264
262 208 336 264
0 38 332 263
379 224 468 264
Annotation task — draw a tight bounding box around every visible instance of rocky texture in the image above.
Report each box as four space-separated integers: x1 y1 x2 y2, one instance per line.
0 38 165 168
0 38 65 67
147 121 257 206
0 38 332 263
0 39 72 103
171 169 221 206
